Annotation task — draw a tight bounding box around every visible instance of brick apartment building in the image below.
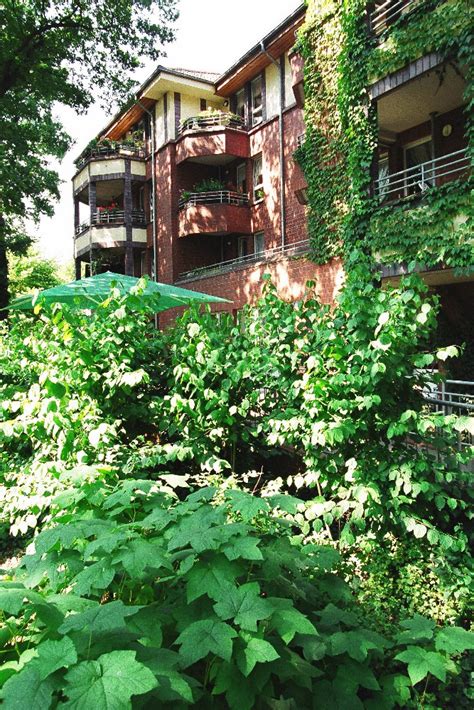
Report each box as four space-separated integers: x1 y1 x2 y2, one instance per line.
72 5 344 318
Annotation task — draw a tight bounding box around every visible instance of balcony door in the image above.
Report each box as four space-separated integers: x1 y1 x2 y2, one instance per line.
403 137 433 196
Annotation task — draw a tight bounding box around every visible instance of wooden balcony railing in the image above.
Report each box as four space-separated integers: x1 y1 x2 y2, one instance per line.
179 113 247 135
374 148 470 203
178 190 250 210
91 209 146 225
370 0 424 37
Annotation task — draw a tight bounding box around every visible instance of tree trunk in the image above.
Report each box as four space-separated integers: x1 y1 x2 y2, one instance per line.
0 219 9 320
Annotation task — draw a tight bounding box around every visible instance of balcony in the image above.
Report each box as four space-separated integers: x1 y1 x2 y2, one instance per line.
370 0 423 38
288 49 304 108
75 142 146 171
179 113 246 134
176 112 249 165
176 238 310 283
178 190 251 238
91 209 146 226
374 148 470 203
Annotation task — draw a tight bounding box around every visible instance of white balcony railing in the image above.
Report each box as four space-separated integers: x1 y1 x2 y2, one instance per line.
176 238 310 283
91 209 146 225
370 0 423 37
179 113 246 134
374 148 470 203
179 190 250 210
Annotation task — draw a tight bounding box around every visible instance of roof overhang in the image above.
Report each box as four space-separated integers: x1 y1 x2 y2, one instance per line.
215 4 305 97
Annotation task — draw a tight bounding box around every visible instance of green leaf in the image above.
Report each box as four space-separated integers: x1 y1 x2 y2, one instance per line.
395 646 448 685
72 559 115 595
272 608 318 644
329 629 387 662
36 637 78 679
185 557 239 603
237 637 279 676
62 650 157 709
222 536 263 561
435 626 474 654
0 587 27 615
213 583 273 631
225 490 269 521
58 601 140 635
2 666 56 709
113 539 170 578
175 618 237 667
397 615 435 643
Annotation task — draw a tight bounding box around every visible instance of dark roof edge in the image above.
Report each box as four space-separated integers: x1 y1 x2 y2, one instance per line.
216 3 305 87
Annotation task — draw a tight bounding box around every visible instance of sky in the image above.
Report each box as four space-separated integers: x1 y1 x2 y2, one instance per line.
36 0 302 264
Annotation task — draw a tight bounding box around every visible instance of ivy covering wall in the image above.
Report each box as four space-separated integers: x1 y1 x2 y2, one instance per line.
296 0 474 270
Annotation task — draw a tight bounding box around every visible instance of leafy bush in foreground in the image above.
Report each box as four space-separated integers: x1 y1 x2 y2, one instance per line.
1 481 473 708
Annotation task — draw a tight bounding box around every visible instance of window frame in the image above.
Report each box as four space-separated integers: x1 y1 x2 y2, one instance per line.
254 232 265 255
252 154 263 202
250 75 263 127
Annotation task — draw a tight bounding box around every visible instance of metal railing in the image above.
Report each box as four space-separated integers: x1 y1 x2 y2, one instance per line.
75 143 146 170
91 209 146 225
422 379 474 453
370 0 422 37
179 113 247 134
176 238 310 283
179 190 250 210
75 222 90 236
374 148 470 203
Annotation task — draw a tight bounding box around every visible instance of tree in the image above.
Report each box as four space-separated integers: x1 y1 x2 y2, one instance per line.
8 248 63 298
0 0 178 314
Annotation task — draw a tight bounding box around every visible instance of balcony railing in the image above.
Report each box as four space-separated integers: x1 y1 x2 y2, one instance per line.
179 190 250 210
179 113 247 135
91 209 146 225
176 238 310 283
422 379 474 454
370 0 422 37
75 143 146 170
374 148 470 203
75 222 90 236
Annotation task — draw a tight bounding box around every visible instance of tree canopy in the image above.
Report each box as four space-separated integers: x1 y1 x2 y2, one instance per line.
0 0 178 310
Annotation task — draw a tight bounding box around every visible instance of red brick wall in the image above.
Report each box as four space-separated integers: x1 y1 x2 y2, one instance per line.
160 256 344 327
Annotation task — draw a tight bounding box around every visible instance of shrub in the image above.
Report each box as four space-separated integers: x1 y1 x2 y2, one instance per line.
1 481 473 708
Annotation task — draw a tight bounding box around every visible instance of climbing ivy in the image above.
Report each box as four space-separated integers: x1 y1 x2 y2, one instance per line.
297 0 474 270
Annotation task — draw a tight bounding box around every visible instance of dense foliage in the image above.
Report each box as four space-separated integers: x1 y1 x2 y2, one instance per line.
1 273 473 706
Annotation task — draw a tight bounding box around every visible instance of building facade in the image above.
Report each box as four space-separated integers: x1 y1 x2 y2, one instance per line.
72 1 472 374
72 5 344 320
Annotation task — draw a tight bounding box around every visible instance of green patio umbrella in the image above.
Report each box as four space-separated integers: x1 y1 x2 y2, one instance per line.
7 272 231 312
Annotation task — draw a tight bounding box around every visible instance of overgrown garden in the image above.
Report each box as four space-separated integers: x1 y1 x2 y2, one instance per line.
0 263 473 707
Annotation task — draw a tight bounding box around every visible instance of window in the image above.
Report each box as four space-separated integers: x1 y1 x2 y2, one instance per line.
238 236 249 259
377 154 389 200
404 137 433 195
235 89 246 121
254 232 264 255
251 76 263 126
253 154 263 201
236 163 247 194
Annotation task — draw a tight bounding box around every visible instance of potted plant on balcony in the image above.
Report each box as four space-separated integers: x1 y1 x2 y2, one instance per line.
193 177 225 193
97 201 120 222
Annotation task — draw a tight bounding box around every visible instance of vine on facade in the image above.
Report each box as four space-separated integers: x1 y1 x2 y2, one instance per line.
297 0 474 270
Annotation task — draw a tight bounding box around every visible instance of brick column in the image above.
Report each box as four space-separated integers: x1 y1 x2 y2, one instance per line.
88 182 96 275
74 196 80 231
124 159 134 276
